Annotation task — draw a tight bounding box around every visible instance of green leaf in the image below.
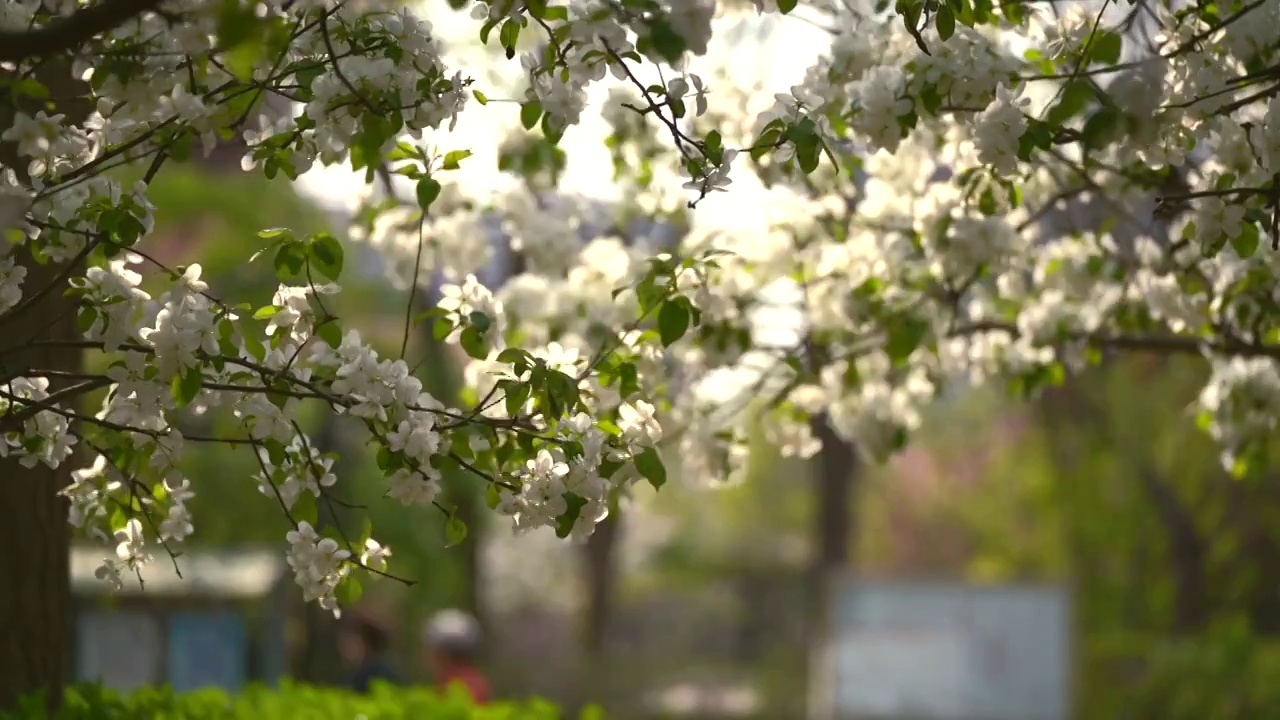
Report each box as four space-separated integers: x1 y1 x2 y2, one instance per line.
442 149 473 170
433 318 454 341
885 316 930 364
899 0 931 55
777 0 798 12
76 307 98 334
648 19 686 64
293 493 318 526
1089 31 1123 65
375 448 396 472
704 130 724 164
416 177 442 212
316 320 342 347
1080 108 1120 151
634 447 667 489
657 299 691 346
1001 0 1024 23
272 242 306 281
935 6 955 40
978 186 998 216
1231 222 1260 258
618 362 639 398
504 382 531 416
171 368 203 407
1016 120 1052 161
242 327 265 361
521 102 543 130
257 227 293 240
496 347 530 365
252 305 278 320
445 516 468 548
13 77 50 99
336 575 363 605
499 18 521 58
1045 80 1093 126
919 83 943 115
541 113 565 144
796 133 822 174
469 311 491 333
485 483 502 509
215 0 258 49
460 326 488 359
309 233 344 281
554 493 588 538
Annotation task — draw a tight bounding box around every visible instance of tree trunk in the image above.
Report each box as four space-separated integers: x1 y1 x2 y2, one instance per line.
447 474 485 644
577 503 621 711
0 55 95 715
0 246 82 714
1136 465 1208 632
582 507 621 659
296 414 350 686
805 416 858 720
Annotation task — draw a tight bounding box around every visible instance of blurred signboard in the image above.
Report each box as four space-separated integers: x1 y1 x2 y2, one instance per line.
166 610 248 692
76 610 163 692
831 580 1071 720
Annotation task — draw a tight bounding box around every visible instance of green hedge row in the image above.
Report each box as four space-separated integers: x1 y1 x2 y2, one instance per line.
1083 630 1280 719
4 682 602 720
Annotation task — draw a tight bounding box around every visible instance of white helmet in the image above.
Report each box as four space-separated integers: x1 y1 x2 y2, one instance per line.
423 609 481 658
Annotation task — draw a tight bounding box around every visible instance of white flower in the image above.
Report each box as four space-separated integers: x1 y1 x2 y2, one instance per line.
618 401 663 446
387 467 443 506
360 538 392 571
114 519 150 568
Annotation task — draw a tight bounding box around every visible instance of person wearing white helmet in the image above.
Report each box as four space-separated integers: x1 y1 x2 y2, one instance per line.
422 609 491 704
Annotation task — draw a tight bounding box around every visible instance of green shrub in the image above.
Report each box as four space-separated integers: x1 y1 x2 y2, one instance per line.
1083 625 1280 719
3 681 590 720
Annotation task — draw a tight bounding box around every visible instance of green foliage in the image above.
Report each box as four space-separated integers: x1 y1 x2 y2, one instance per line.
868 357 1280 718
1084 628 1280 719
4 683 584 720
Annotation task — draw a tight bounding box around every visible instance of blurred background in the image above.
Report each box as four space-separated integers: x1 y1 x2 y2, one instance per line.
63 2 1280 720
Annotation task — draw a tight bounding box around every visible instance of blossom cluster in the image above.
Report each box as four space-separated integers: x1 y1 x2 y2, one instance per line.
1 0 1278 619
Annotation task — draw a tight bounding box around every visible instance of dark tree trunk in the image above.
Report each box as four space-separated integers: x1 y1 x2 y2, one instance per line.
0 245 81 713
1222 477 1280 634
1136 466 1208 632
449 476 485 638
575 503 621 711
0 59 91 715
805 416 858 720
582 507 621 658
296 415 350 686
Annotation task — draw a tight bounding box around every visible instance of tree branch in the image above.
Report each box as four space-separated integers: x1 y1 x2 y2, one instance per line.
0 0 166 63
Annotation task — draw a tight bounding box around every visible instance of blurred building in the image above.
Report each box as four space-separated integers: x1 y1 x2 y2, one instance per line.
69 546 291 693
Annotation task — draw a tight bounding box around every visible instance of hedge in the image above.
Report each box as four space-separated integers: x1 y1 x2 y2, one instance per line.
1082 630 1280 719
3 682 602 720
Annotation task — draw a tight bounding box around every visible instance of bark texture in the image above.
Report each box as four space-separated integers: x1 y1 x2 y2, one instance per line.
0 246 81 714
0 58 91 716
804 417 858 720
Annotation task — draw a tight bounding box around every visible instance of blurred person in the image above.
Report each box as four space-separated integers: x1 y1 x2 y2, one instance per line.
422 609 491 704
338 613 401 693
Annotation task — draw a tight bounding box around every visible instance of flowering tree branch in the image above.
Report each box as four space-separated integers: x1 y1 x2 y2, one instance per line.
0 0 1276 633
0 0 167 63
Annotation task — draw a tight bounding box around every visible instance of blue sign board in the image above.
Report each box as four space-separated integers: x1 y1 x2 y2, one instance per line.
830 580 1071 720
166 610 248 692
